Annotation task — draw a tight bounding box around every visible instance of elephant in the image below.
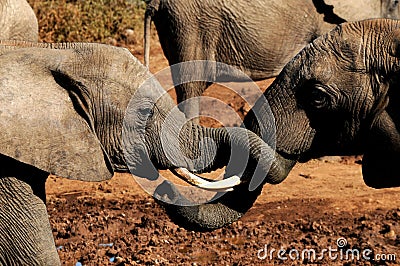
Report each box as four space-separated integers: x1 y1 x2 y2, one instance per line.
144 0 400 119
243 18 400 190
158 18 400 231
0 0 38 41
0 40 282 264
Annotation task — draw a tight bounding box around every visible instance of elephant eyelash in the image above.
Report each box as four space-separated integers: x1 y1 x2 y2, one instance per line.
307 85 332 109
135 98 156 120
138 106 154 116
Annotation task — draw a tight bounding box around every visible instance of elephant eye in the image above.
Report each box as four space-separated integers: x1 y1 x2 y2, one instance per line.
310 86 330 108
138 106 154 118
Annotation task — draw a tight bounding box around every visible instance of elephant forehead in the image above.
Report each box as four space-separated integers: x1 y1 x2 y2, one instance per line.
309 59 334 80
301 46 365 83
125 77 177 116
135 76 166 99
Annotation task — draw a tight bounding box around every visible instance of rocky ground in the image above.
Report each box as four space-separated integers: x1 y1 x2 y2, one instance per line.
47 160 400 265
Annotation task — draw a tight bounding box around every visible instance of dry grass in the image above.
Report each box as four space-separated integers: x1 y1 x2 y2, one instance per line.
27 0 146 45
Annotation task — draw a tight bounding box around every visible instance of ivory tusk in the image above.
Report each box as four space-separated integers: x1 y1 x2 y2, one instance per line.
171 168 241 192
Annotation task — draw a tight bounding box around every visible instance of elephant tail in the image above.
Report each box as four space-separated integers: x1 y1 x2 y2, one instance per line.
144 0 160 68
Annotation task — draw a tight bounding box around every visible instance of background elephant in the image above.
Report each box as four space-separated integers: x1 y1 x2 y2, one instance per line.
0 0 38 41
0 40 280 263
162 18 400 232
144 0 400 119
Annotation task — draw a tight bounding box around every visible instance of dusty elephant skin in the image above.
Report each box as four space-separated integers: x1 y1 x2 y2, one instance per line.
144 0 400 119
244 18 400 190
0 41 280 263
0 0 38 41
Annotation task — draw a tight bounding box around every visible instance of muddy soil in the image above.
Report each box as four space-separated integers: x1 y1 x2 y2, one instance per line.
46 39 400 265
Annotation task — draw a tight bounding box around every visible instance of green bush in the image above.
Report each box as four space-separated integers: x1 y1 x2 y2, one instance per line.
28 0 146 44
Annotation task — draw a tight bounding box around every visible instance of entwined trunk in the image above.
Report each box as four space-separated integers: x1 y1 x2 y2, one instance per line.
157 122 294 231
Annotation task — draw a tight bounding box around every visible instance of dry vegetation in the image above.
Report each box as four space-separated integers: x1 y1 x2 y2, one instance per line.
27 0 147 45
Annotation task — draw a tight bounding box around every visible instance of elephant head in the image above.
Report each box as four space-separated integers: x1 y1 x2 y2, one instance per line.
0 41 285 231
244 18 400 189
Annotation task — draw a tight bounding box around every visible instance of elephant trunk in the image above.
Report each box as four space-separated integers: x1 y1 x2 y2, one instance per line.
156 124 294 231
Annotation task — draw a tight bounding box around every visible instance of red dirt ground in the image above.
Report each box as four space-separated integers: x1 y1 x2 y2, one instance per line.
46 37 400 265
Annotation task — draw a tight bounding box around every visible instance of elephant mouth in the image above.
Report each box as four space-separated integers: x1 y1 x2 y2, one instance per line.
170 167 241 192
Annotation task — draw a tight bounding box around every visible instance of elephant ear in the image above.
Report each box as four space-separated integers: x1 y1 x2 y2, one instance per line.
0 47 113 181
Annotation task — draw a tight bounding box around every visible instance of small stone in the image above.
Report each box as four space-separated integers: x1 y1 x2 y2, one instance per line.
299 173 315 179
115 256 124 263
385 230 396 240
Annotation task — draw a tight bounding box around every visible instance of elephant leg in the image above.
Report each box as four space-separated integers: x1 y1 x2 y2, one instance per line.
0 177 60 265
176 81 210 122
168 39 215 122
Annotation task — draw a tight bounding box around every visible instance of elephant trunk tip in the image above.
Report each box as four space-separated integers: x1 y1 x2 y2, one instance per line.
153 179 260 231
